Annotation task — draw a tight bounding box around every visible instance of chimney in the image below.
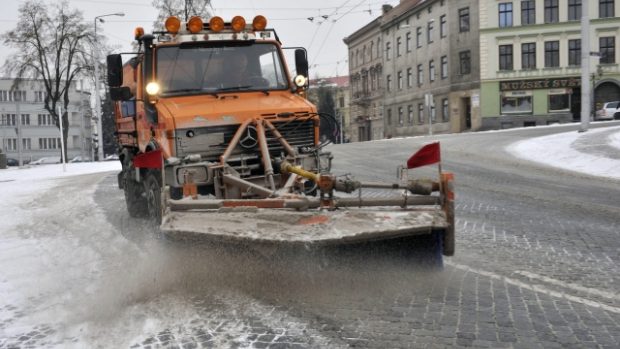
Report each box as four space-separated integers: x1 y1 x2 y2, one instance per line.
382 4 393 14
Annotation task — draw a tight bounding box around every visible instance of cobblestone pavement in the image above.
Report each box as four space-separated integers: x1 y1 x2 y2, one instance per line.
1 123 619 348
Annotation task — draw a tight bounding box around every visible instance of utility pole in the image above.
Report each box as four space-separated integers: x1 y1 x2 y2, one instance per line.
80 80 85 160
94 13 125 161
579 1 590 132
426 93 433 136
15 99 23 167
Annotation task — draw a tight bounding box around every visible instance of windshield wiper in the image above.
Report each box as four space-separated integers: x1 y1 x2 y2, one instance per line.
163 88 219 98
216 85 253 92
216 86 270 96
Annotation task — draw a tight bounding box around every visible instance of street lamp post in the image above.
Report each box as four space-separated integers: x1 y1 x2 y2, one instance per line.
93 12 124 161
579 1 590 132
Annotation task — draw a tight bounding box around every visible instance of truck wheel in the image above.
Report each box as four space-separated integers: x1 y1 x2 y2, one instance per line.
443 227 455 256
124 175 147 217
144 172 162 224
428 231 444 270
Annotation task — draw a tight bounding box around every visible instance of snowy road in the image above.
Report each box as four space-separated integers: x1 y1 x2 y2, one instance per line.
1 123 620 348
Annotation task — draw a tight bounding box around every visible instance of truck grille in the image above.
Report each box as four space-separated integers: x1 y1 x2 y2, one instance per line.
176 119 316 161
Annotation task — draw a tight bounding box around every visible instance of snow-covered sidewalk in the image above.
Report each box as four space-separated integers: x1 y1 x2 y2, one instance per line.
508 125 620 180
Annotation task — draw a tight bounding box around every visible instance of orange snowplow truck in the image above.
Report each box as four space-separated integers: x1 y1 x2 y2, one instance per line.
106 15 455 257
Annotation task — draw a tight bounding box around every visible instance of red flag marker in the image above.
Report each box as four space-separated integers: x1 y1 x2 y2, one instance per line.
133 149 163 169
407 142 440 169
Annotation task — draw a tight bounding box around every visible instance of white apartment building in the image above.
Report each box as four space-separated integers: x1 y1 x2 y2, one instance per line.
0 78 93 164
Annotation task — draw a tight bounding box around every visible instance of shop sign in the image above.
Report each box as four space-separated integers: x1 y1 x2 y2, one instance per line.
502 91 533 97
500 77 581 91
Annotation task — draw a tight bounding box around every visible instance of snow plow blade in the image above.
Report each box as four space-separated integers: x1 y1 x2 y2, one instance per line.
160 184 455 256
161 206 448 246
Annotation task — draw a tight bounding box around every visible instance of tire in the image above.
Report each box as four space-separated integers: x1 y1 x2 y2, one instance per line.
427 231 444 270
614 112 620 120
144 172 162 224
124 174 147 217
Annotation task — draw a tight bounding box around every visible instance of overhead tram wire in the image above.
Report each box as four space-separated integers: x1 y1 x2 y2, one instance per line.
308 0 355 49
310 0 372 67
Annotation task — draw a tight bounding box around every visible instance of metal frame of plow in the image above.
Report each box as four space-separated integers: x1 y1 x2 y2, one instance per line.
216 117 305 199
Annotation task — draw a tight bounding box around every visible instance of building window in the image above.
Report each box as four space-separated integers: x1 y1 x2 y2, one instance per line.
20 114 30 126
549 93 570 112
568 0 582 21
22 138 31 150
406 32 411 52
441 56 448 79
1 114 17 126
418 103 425 124
544 41 560 68
386 42 391 60
544 0 559 23
521 0 536 25
416 27 422 48
398 107 404 125
377 37 381 58
0 91 7 102
397 71 403 90
440 15 447 38
429 60 436 82
442 98 449 122
499 44 514 71
417 64 424 85
600 36 616 64
408 105 414 124
38 113 53 126
370 42 374 60
427 21 434 44
386 74 392 92
407 68 413 87
501 95 533 114
396 37 402 57
499 3 513 27
5 138 17 151
459 8 469 32
34 91 47 103
430 104 436 123
600 0 615 18
387 108 392 125
569 39 581 66
459 51 471 75
522 43 537 69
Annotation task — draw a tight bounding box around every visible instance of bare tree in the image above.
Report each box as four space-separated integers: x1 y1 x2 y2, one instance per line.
152 0 212 27
2 0 93 162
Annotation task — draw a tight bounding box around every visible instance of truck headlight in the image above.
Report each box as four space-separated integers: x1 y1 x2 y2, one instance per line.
146 82 161 95
294 75 307 87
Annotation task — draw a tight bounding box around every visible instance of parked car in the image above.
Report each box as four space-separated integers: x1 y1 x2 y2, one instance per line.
69 155 91 163
595 101 620 120
30 157 61 165
6 158 19 166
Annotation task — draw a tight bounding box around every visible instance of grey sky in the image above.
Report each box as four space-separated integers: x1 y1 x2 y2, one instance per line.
0 0 400 78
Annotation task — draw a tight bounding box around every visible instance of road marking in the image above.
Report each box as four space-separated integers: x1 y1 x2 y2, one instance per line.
514 270 619 300
446 261 620 314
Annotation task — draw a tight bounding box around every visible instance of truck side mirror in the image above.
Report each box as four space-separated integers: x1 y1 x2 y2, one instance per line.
110 86 132 101
107 54 123 87
295 49 309 78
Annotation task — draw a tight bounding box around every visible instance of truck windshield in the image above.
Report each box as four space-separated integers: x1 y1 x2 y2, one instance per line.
156 42 289 95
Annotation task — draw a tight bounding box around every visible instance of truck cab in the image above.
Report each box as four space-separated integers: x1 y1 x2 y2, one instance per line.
107 15 329 218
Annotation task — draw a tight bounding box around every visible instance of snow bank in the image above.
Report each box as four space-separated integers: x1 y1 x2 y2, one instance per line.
507 127 620 180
